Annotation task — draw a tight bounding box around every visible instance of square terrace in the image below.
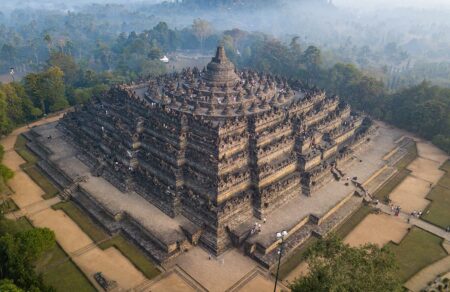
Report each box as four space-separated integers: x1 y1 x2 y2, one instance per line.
246 123 405 248
33 122 186 247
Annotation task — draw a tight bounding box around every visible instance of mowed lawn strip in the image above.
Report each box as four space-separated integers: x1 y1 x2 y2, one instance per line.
386 227 448 283
373 143 417 202
98 235 161 279
14 135 39 166
421 159 450 229
52 201 109 243
36 243 96 292
14 134 59 199
395 143 418 170
372 169 410 201
0 198 19 213
23 165 59 199
334 204 374 238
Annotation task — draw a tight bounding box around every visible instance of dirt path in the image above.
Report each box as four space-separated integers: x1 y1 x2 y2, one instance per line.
1 114 147 291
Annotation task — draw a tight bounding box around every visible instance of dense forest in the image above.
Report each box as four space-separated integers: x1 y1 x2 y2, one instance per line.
0 1 449 155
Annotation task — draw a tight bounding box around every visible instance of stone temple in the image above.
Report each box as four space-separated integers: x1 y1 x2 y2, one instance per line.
26 46 388 266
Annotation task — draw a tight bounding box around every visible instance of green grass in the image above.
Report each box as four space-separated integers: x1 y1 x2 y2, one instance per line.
14 134 28 149
0 175 13 196
372 169 411 201
278 236 318 280
98 235 161 279
15 217 34 231
372 143 418 202
335 204 374 238
386 227 448 283
0 198 19 213
422 185 450 229
23 165 59 199
438 174 450 189
42 259 96 292
440 160 450 173
37 243 96 292
14 134 39 167
395 143 418 170
52 201 109 243
14 134 60 199
16 147 39 166
421 160 450 229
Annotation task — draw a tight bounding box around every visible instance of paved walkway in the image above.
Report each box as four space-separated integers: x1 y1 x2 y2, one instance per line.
377 204 450 241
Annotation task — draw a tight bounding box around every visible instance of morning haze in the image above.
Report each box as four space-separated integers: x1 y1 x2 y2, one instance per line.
0 1 449 292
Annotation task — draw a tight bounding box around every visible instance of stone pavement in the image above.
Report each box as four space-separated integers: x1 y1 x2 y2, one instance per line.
164 247 258 292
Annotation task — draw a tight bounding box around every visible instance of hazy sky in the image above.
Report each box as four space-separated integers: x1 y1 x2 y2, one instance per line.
334 0 450 9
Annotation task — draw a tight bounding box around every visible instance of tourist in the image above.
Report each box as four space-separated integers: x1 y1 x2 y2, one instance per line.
263 218 266 224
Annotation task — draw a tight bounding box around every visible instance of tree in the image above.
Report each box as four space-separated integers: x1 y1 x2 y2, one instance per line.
290 235 401 292
47 52 79 85
43 34 53 53
29 66 68 113
192 19 213 52
0 226 55 291
0 279 23 292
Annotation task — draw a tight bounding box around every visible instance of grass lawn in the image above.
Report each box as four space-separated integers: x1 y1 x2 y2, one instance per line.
42 259 96 292
396 143 418 170
14 134 60 199
23 165 59 199
98 235 161 279
0 176 13 196
372 169 410 202
372 143 418 202
335 204 374 238
421 160 450 229
52 201 109 243
16 147 39 167
422 186 450 229
438 161 450 190
14 134 39 166
0 198 19 213
440 160 450 173
278 236 318 280
37 244 96 292
386 227 448 283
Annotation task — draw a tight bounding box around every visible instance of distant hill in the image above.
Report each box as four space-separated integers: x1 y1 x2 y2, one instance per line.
177 0 331 10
